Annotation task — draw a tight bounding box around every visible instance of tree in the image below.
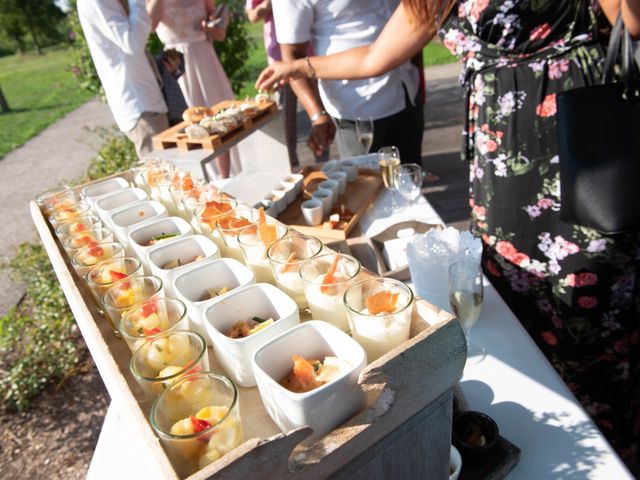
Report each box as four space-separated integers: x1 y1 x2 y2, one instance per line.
0 0 65 53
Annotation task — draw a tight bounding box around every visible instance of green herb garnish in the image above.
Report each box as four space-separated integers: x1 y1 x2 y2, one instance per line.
151 232 180 242
252 316 268 323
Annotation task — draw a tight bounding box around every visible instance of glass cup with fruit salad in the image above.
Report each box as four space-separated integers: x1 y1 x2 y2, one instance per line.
299 253 361 332
102 275 164 333
62 227 114 253
71 241 125 278
84 257 142 317
36 186 76 217
267 234 323 310
150 372 243 476
130 330 209 399
54 214 102 242
120 297 189 352
48 200 92 228
344 277 414 361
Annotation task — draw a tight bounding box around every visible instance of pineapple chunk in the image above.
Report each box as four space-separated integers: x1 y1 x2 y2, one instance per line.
196 405 228 424
170 417 195 436
198 448 221 469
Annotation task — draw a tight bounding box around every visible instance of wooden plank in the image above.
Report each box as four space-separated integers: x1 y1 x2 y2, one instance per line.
277 167 384 243
30 176 466 479
152 100 278 152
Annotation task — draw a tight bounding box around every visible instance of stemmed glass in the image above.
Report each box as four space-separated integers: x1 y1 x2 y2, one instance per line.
378 146 400 214
356 117 374 156
449 259 485 365
395 163 422 208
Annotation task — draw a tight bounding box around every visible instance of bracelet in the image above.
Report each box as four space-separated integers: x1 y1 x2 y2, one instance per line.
310 110 329 123
305 56 317 79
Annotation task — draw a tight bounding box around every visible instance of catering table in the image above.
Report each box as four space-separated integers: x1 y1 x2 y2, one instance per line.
87 160 632 479
358 189 634 480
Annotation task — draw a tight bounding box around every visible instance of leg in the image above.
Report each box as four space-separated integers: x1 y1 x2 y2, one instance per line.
125 111 169 159
215 151 231 179
281 84 300 168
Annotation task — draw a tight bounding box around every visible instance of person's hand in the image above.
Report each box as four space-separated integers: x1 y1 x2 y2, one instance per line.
255 60 306 91
307 115 335 157
202 18 226 41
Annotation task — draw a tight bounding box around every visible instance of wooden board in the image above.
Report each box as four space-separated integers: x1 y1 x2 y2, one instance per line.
152 100 278 151
276 166 384 242
30 172 466 480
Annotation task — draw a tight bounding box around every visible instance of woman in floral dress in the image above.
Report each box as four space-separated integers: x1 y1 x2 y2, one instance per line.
256 0 640 471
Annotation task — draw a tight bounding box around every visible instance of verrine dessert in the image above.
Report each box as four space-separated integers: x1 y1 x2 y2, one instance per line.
54 214 102 241
129 331 209 399
300 253 361 331
84 256 142 314
70 241 125 278
195 199 236 250
48 200 91 227
344 278 414 362
119 297 189 352
267 234 323 309
150 372 243 476
102 275 164 334
215 207 258 263
62 227 113 253
237 208 287 284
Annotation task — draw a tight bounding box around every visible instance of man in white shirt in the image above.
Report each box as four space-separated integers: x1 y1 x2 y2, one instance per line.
271 0 423 162
77 0 168 158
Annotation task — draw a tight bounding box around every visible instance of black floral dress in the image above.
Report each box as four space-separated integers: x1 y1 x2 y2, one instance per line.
441 0 640 471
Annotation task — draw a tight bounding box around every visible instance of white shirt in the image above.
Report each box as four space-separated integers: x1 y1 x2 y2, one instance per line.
77 0 167 132
272 0 419 121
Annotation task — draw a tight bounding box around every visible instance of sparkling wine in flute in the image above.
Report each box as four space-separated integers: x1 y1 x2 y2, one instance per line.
358 132 373 153
379 157 400 188
449 290 483 330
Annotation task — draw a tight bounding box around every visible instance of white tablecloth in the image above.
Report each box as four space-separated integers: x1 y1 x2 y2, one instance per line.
360 189 633 479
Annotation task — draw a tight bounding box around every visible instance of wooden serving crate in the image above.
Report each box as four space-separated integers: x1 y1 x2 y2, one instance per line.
277 166 384 243
152 100 278 152
30 173 466 480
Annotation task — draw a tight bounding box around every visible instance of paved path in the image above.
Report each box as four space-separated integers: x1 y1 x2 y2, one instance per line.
0 99 114 315
0 62 466 316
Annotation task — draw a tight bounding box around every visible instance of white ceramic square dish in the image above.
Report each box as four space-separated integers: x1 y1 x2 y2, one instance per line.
94 188 148 227
203 283 300 387
148 234 221 297
109 200 168 251
127 216 193 273
172 258 255 338
82 177 131 208
252 320 367 444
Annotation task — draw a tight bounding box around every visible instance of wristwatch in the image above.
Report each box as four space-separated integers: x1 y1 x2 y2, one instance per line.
310 110 329 123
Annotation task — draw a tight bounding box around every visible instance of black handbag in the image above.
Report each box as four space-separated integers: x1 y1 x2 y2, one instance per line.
556 15 640 234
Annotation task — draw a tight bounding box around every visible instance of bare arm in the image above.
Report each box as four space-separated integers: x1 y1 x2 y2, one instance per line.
246 0 271 24
599 0 640 37
256 3 434 90
146 0 162 31
280 43 335 156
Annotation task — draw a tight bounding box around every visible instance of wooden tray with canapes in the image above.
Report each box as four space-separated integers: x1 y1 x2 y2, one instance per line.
152 99 278 151
30 169 466 479
276 166 384 243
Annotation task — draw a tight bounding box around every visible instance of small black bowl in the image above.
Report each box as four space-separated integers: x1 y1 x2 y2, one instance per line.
452 410 499 465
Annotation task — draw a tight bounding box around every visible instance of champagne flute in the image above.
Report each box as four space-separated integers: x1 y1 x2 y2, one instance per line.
449 259 485 365
378 146 400 213
356 117 374 156
394 163 422 208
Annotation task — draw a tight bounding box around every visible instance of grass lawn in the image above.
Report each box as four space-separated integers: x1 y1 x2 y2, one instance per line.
0 47 92 160
237 22 456 97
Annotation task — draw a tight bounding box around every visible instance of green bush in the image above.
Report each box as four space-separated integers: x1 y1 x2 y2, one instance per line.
0 243 80 411
0 128 136 411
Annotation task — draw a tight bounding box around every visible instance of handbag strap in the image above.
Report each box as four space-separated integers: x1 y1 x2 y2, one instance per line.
603 14 640 98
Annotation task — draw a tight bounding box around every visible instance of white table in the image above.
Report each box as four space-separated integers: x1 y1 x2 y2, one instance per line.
360 189 633 479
